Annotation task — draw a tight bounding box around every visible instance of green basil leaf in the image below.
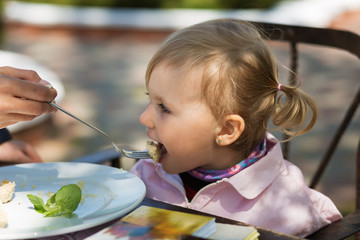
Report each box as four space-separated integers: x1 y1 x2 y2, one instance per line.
27 194 47 213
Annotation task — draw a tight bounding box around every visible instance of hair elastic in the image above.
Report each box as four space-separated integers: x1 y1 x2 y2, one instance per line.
277 83 283 91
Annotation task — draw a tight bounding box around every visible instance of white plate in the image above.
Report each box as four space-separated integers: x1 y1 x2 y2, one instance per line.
0 162 146 239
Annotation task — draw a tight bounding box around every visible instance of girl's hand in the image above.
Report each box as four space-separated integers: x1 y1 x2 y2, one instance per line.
0 66 58 128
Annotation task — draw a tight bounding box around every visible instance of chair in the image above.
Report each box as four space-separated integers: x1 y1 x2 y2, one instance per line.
72 21 360 239
253 22 360 240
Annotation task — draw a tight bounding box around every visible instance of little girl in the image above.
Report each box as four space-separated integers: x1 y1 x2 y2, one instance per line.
130 19 342 237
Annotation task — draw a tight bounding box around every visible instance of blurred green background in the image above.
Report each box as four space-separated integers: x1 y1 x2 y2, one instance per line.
11 0 283 9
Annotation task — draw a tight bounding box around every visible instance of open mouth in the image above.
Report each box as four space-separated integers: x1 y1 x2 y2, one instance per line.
158 142 167 156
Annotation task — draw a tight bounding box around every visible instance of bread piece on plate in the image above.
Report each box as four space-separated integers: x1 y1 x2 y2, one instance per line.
0 179 15 203
0 203 7 228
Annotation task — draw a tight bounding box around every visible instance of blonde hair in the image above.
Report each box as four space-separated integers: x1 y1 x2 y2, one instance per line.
146 19 317 159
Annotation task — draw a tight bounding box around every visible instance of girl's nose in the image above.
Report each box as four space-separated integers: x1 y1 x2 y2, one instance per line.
139 104 154 128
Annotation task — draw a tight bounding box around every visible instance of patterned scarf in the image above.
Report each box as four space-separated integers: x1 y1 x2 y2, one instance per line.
188 138 268 182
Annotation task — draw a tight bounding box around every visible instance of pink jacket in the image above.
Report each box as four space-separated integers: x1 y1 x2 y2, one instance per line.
130 134 342 237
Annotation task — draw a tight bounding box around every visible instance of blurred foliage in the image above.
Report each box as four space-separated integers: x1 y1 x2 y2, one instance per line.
13 0 283 9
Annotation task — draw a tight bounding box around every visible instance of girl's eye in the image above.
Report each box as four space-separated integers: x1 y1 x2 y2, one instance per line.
157 103 171 113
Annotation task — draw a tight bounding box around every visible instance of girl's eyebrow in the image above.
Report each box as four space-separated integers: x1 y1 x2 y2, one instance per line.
149 92 173 108
147 86 174 107
146 91 163 102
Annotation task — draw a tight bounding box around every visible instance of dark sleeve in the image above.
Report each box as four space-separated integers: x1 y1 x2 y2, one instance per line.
0 128 12 144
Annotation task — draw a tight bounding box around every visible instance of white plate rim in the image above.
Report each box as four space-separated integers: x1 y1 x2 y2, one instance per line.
0 162 146 239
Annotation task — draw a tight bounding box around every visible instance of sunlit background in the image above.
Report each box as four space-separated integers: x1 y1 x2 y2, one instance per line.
0 0 359 215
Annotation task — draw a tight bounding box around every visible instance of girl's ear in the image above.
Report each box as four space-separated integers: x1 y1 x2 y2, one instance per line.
216 114 245 146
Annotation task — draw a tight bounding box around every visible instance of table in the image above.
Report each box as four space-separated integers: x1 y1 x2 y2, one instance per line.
30 198 302 240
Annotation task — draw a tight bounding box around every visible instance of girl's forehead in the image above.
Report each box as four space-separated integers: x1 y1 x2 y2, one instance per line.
151 62 202 85
148 63 204 101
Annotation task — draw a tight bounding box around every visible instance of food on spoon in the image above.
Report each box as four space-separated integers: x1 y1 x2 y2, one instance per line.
27 184 82 218
0 179 16 203
146 141 162 166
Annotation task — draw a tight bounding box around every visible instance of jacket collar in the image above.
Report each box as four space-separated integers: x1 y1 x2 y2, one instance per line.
226 134 287 199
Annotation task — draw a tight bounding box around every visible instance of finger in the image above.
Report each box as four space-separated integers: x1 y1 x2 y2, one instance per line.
0 111 40 126
39 79 54 88
6 98 55 116
0 141 33 163
0 67 57 97
9 152 34 164
18 81 57 102
0 121 18 129
0 110 37 127
11 79 58 102
21 142 42 163
0 66 42 83
0 76 57 102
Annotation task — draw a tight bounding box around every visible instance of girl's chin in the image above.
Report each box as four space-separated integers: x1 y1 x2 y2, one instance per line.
161 161 190 175
159 157 178 174
156 152 167 165
162 167 180 175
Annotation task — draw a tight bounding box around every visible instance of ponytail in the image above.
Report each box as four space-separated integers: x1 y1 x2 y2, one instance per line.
271 84 317 140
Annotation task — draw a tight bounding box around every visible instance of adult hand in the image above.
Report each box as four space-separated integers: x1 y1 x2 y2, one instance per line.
0 66 58 128
0 139 42 163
